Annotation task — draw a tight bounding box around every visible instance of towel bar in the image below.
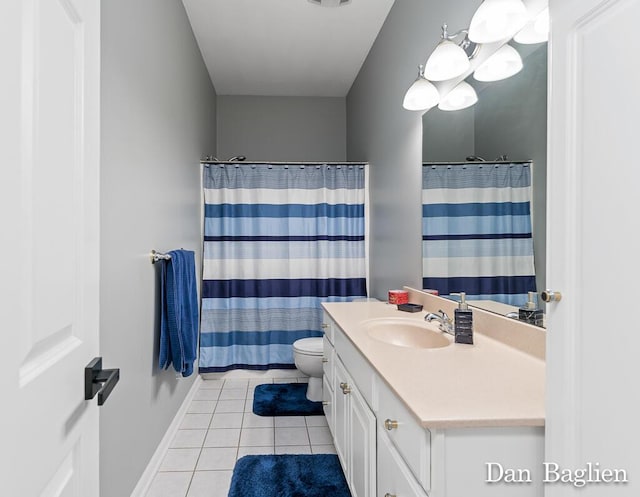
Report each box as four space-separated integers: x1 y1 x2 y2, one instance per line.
150 250 171 264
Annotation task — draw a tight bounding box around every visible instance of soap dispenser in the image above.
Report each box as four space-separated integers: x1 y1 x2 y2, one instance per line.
451 292 473 344
519 291 544 327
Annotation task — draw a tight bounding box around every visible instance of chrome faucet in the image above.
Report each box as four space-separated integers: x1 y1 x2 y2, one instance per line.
425 310 454 335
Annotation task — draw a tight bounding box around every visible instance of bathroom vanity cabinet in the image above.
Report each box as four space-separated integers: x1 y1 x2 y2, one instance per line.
324 310 429 497
321 303 545 497
323 316 376 497
334 358 376 497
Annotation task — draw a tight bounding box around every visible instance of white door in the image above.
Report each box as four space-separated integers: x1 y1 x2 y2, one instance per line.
0 0 101 495
546 0 640 495
333 359 351 473
348 388 376 497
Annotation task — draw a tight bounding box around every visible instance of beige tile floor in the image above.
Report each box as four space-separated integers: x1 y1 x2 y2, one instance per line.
145 376 336 497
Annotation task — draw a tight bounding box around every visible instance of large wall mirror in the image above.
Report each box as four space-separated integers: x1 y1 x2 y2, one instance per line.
421 42 547 326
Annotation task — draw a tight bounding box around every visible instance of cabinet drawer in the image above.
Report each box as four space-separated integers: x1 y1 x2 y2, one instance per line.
322 311 335 345
323 336 334 385
334 325 375 408
378 430 429 497
377 379 431 492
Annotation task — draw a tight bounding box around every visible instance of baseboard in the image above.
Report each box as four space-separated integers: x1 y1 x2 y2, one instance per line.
129 375 203 497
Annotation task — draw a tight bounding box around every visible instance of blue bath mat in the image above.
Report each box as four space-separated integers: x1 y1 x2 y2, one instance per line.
253 383 323 416
229 454 351 497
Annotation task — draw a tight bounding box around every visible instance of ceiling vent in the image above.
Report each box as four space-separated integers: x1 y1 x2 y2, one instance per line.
307 0 352 7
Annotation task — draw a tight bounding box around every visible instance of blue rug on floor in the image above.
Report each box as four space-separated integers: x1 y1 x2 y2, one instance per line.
229 454 351 497
253 383 323 416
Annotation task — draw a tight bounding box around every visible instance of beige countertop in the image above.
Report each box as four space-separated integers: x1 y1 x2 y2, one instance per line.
322 301 545 429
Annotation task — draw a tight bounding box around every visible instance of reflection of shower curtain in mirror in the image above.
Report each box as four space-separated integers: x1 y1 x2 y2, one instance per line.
199 163 367 372
422 162 536 306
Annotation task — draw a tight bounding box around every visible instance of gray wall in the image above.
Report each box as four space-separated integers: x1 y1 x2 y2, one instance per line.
422 107 475 161
474 45 548 293
100 1 216 496
217 95 346 162
347 0 477 299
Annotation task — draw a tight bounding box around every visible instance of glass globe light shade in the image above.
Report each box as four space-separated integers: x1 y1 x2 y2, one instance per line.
473 44 523 82
424 40 471 81
468 0 527 43
514 7 549 44
438 81 478 111
403 74 440 111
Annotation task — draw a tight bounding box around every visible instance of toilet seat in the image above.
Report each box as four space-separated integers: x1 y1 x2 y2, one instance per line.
292 337 323 356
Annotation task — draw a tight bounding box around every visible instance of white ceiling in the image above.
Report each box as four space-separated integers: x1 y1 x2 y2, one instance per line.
182 0 396 97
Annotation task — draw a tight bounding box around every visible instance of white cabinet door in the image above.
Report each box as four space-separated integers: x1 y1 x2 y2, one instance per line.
323 375 335 435
334 358 351 471
378 430 429 497
0 0 101 494
323 336 335 387
334 357 376 497
349 387 377 497
546 0 640 494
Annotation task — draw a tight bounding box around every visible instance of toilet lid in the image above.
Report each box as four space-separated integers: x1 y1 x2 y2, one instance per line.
293 337 323 355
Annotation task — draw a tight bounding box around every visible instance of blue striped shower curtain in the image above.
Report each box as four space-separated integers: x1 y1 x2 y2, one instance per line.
200 163 367 372
422 162 536 306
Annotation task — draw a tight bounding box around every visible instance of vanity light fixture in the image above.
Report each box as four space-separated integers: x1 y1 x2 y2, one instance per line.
468 0 527 44
438 81 478 111
513 7 549 44
424 24 478 81
404 1 546 113
402 65 440 111
473 44 523 81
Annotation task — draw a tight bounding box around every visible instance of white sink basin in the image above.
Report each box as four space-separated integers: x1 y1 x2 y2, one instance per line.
360 318 451 349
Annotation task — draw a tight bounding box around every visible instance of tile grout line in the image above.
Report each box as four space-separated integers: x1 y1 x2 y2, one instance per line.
304 414 312 452
182 469 196 497
236 409 244 461
185 378 225 497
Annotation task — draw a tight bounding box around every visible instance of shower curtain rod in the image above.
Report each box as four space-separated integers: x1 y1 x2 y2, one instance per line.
423 160 532 165
200 160 368 165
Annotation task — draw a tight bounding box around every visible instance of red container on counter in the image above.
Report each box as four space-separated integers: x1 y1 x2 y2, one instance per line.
388 289 409 305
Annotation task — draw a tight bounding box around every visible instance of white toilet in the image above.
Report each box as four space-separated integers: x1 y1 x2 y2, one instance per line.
292 337 324 401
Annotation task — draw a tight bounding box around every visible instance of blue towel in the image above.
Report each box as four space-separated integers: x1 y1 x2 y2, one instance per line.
159 250 199 377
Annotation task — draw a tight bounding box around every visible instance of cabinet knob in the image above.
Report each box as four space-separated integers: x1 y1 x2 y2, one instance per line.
384 493 396 497
384 419 399 430
321 323 329 329
541 289 562 303
340 382 351 394
322 401 330 406
322 358 329 363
